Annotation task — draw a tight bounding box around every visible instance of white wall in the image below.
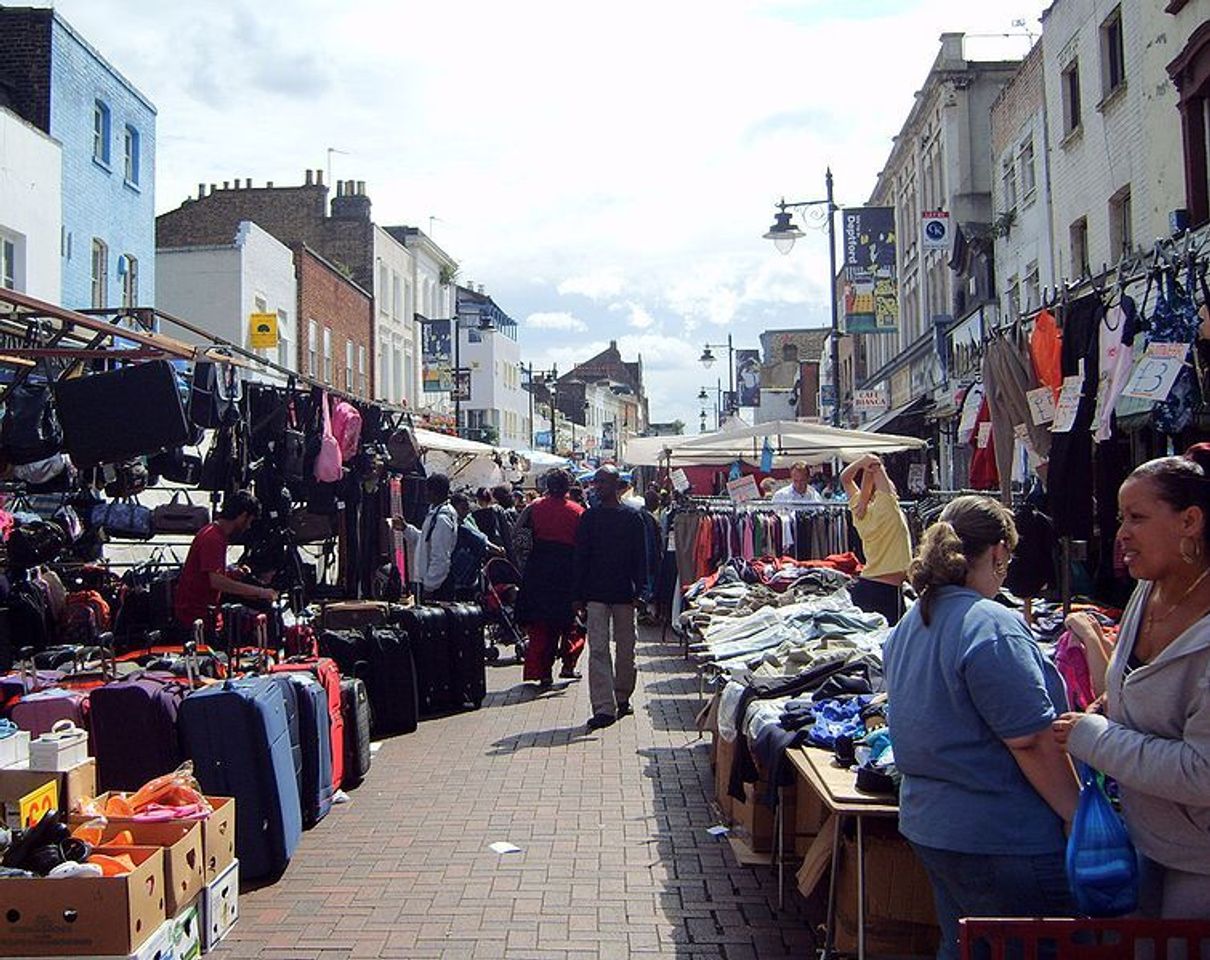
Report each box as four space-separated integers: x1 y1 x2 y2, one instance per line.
994 106 1056 320
372 226 416 407
0 109 62 301
460 324 530 448
409 242 455 413
237 222 297 375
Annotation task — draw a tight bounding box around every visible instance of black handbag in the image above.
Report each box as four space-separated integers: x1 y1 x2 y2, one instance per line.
89 500 154 540
148 447 203 486
7 520 68 567
279 395 306 483
104 460 149 499
152 491 210 535
289 510 338 543
189 361 241 429
386 428 421 473
2 382 64 465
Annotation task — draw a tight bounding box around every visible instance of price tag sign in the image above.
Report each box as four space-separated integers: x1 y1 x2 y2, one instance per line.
977 421 993 449
1147 341 1189 360
1025 386 1056 426
19 780 57 829
908 463 926 494
1014 423 1042 467
1051 375 1084 433
1122 354 1185 403
726 474 760 504
670 468 690 494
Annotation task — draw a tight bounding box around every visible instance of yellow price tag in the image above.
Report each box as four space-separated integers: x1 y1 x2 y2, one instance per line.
19 780 58 828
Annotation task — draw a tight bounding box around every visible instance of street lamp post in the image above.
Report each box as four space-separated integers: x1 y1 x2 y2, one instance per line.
699 334 735 418
698 380 723 430
763 168 842 427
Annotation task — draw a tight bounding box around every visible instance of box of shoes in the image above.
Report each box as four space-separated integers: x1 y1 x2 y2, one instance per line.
83 820 206 917
0 846 166 957
0 730 29 769
28 721 89 772
4 918 175 960
0 758 96 830
200 858 239 952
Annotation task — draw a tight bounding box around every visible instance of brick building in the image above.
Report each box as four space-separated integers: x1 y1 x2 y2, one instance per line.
0 6 157 310
296 245 372 398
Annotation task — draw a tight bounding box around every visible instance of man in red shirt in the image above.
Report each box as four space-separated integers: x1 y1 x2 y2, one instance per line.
174 490 276 628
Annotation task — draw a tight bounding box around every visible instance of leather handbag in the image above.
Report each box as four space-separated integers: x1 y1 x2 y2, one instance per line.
89 500 153 541
290 510 338 543
386 427 422 473
280 395 306 483
152 492 210 535
104 460 149 498
7 520 68 567
2 382 64 465
148 447 203 486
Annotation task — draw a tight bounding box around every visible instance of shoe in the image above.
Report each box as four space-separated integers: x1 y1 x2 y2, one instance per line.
537 677 553 689
616 701 633 718
558 669 582 680
586 713 616 730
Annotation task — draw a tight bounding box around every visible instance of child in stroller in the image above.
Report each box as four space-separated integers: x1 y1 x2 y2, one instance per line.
480 556 526 662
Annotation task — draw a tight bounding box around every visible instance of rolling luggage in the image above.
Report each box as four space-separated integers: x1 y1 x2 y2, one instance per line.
178 676 302 880
365 627 419 735
270 656 345 790
340 677 372 787
285 674 334 827
397 606 456 717
317 628 372 679
8 687 89 738
320 600 404 631
88 671 189 792
438 602 487 710
263 673 304 798
52 359 192 467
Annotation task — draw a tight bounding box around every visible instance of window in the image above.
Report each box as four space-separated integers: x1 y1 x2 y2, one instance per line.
120 254 138 308
1005 276 1021 321
308 320 318 377
378 263 388 314
1110 186 1133 258
1001 157 1017 211
90 239 108 309
346 339 355 391
1062 59 1082 136
782 343 799 363
1 236 16 290
392 273 402 320
92 101 111 165
358 345 367 397
1024 262 1040 311
323 327 333 383
1070 217 1090 276
277 310 291 369
123 126 140 185
1100 7 1126 100
1019 138 1036 199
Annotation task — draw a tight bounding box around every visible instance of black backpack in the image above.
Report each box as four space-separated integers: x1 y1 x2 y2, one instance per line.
8 580 52 651
2 383 63 465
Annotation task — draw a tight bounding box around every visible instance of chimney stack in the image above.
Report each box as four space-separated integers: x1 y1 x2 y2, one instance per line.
305 170 313 186
315 169 323 186
245 178 252 189
222 181 229 190
197 184 206 199
209 183 216 194
330 177 372 222
356 180 365 195
266 181 273 188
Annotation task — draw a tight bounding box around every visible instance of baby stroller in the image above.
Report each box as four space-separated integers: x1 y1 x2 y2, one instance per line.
480 557 526 663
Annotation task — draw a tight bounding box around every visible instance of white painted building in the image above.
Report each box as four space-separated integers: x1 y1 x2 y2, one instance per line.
372 226 416 407
156 220 297 377
0 108 62 301
457 285 531 449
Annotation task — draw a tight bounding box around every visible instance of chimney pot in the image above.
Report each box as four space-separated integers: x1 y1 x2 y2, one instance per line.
197 183 206 199
222 181 229 190
209 183 216 193
315 169 323 185
357 180 365 195
266 181 273 188
245 178 252 189
305 170 313 186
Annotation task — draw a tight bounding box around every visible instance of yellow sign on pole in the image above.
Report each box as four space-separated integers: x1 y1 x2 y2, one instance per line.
249 312 279 349
19 779 58 828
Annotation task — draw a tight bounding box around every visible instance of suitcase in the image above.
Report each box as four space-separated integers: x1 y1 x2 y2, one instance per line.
263 673 304 800
364 627 419 735
285 674 334 827
8 687 89 738
88 671 189 792
340 677 371 787
320 600 405 631
270 657 345 790
178 676 302 880
317 629 373 679
53 359 192 467
438 602 487 710
397 606 456 717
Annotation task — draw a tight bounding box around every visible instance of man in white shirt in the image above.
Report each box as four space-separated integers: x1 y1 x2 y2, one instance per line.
401 473 459 600
771 461 823 504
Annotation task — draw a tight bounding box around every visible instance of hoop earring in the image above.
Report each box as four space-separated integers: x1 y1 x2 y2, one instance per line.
1180 537 1203 565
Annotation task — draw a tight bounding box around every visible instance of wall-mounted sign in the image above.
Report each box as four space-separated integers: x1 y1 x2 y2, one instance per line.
249 312 279 349
921 210 951 250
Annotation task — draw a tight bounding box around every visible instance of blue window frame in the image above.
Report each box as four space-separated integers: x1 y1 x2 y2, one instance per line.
93 100 111 166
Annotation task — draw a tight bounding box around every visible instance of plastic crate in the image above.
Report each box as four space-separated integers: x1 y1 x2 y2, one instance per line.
960 918 1210 960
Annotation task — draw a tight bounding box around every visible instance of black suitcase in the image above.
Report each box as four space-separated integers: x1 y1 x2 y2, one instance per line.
438 602 487 710
397 606 455 717
365 626 419 735
340 677 372 787
318 628 372 677
53 360 191 467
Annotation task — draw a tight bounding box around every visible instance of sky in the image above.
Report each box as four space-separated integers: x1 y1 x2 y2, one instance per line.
49 0 1048 431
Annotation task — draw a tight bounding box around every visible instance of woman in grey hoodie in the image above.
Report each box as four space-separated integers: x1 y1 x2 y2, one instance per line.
1054 449 1210 918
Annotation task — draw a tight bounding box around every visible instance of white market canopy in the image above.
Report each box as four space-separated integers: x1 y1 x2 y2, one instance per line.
412 429 501 456
624 419 926 468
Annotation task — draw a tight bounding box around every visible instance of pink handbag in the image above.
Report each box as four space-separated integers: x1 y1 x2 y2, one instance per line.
313 393 343 483
330 399 362 461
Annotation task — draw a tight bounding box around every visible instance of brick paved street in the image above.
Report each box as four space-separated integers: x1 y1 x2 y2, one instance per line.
215 626 815 959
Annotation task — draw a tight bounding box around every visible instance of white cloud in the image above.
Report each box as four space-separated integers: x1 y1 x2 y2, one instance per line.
626 302 655 330
525 311 587 333
557 268 626 300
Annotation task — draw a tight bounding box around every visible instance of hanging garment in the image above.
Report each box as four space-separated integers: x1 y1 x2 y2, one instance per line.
968 398 999 490
1048 295 1103 539
1093 296 1139 443
983 333 1052 502
1030 308 1064 399
956 381 985 446
1150 272 1202 436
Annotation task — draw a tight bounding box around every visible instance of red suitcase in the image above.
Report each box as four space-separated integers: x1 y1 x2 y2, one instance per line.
270 656 345 790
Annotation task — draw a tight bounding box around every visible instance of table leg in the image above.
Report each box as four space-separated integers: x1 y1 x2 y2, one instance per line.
856 814 866 960
822 813 842 959
776 786 784 911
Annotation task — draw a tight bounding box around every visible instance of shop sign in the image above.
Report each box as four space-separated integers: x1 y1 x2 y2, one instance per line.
601 421 616 452
535 430 552 448
421 318 453 393
842 207 898 335
670 468 690 493
921 210 951 250
1050 375 1084 433
1122 343 1187 403
736 350 762 407
726 474 760 504
249 312 279 349
854 389 888 414
452 368 471 402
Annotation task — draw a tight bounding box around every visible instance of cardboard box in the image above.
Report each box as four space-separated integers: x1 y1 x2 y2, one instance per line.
170 899 202 960
794 784 828 857
730 780 796 854
832 822 938 957
71 795 235 883
0 846 166 957
84 821 205 917
4 919 174 960
797 813 836 901
200 858 239 952
0 757 95 830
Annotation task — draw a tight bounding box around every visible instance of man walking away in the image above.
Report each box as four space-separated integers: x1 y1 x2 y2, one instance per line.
401 473 459 601
449 491 502 600
573 465 648 730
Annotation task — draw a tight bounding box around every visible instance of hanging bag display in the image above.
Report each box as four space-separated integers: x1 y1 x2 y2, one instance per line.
7 520 68 567
1066 763 1138 917
330 399 363 461
386 427 422 474
2 380 64 465
313 392 343 483
89 499 154 541
280 393 307 484
152 491 210 535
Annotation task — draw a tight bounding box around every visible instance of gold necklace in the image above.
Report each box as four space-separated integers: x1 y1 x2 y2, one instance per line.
1147 566 1210 630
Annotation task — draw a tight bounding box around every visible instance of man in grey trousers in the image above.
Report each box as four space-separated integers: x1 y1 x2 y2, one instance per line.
573 465 648 730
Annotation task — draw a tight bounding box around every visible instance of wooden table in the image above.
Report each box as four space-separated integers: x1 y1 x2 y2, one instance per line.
785 747 899 960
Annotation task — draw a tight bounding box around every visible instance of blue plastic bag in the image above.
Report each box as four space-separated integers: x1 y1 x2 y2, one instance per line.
1066 763 1138 917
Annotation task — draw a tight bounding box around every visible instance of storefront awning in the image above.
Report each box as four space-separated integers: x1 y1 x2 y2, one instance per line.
859 396 929 435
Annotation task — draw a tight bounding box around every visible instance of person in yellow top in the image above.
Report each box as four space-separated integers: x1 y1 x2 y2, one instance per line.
840 453 913 624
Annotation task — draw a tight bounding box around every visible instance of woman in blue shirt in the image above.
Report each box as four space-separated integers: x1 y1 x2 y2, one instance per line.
883 496 1078 960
